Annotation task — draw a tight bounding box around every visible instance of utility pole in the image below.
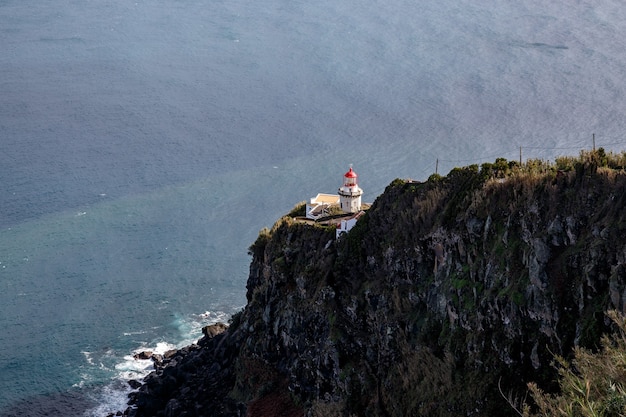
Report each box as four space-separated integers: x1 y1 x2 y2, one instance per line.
519 146 522 166
435 158 439 175
592 133 596 151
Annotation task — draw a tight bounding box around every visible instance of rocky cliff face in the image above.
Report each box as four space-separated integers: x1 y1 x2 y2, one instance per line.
127 160 626 417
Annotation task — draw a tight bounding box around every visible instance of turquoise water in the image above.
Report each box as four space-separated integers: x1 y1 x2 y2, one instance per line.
2 0 626 414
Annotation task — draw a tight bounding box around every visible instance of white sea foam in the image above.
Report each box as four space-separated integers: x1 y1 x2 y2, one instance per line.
122 330 148 336
83 381 134 417
81 351 94 366
82 310 231 417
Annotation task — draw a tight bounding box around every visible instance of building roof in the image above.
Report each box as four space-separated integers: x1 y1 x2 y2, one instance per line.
344 167 358 178
310 193 340 204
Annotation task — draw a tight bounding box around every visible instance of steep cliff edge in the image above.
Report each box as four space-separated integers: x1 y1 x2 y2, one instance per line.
127 155 626 417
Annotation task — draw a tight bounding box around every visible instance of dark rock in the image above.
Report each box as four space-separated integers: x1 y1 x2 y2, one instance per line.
151 353 164 366
133 351 153 360
128 379 142 389
163 349 178 359
164 399 183 417
202 322 228 338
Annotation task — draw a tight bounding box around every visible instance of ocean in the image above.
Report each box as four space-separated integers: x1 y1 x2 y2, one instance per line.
2 0 626 415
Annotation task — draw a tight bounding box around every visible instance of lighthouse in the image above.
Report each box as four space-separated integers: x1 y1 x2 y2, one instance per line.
338 165 363 214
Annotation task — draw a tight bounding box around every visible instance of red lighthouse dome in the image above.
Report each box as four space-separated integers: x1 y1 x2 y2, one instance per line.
343 166 358 187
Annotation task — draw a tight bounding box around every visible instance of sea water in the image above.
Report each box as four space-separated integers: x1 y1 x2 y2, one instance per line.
2 0 626 415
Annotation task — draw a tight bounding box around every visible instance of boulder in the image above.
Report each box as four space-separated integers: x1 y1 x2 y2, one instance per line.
202 322 228 338
128 379 143 389
133 351 153 360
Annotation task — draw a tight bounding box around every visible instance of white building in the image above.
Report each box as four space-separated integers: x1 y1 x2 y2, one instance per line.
306 193 340 220
336 210 365 239
338 165 363 214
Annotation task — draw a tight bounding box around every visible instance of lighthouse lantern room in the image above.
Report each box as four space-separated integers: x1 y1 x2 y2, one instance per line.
338 165 363 214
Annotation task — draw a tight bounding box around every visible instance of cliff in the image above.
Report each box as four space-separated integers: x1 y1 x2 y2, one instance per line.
125 153 626 417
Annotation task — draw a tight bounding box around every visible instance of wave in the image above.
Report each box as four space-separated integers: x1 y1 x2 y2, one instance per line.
82 310 231 417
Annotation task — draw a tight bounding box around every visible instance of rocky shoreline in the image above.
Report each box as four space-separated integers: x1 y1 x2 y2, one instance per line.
109 322 241 417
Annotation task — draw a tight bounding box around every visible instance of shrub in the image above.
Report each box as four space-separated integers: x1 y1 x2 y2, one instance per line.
248 227 271 257
287 201 307 217
512 310 626 417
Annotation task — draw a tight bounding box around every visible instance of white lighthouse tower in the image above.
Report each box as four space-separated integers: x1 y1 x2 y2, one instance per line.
338 165 363 214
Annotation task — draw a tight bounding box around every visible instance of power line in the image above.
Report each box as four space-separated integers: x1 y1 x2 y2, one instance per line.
438 151 519 164
439 139 626 164
413 135 626 181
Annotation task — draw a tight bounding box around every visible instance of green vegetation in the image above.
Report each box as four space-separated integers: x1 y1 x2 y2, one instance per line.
287 201 307 217
554 148 626 172
431 149 626 186
248 226 271 257
507 310 626 417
